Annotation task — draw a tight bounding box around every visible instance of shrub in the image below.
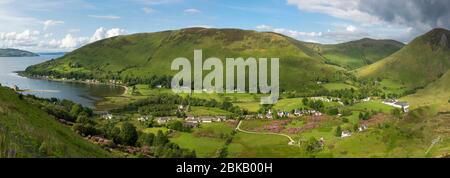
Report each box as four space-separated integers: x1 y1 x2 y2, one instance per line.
120 122 138 146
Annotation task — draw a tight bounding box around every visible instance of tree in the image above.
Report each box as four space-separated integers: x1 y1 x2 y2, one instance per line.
302 137 322 155
120 122 138 146
359 112 364 120
69 104 83 119
137 133 155 147
302 98 309 106
76 115 93 124
72 123 98 137
327 108 339 115
392 108 403 118
167 120 191 132
335 126 342 137
153 130 169 146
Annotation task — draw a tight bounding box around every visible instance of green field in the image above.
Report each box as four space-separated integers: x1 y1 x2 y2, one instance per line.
347 100 395 113
170 122 236 157
188 106 231 116
322 82 357 91
227 132 305 158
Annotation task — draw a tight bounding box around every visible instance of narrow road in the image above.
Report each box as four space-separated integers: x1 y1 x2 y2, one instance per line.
425 136 441 155
235 120 296 145
18 89 59 93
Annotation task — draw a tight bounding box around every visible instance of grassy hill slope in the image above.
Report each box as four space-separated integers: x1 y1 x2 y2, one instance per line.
357 28 450 89
0 48 38 57
0 86 111 158
303 38 404 69
25 28 350 92
403 70 450 112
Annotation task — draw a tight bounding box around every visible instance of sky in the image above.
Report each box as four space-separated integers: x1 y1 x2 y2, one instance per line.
0 0 449 52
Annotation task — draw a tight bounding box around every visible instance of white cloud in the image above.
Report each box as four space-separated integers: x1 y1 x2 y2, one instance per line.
43 20 64 30
189 25 213 28
88 15 121 20
59 34 88 49
1 27 127 51
255 25 322 38
346 25 357 32
256 25 272 30
142 7 156 14
44 33 53 38
68 28 81 33
135 0 181 5
286 0 381 25
0 30 40 48
89 27 127 43
184 8 201 14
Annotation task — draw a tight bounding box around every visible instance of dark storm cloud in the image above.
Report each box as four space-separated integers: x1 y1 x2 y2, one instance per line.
358 0 450 29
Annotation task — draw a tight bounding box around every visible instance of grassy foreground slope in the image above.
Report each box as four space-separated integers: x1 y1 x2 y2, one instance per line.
25 28 349 92
358 28 450 89
303 38 404 69
0 86 111 158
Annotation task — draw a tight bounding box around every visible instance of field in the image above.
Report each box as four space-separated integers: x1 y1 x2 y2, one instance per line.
347 100 395 113
227 132 305 158
170 122 236 158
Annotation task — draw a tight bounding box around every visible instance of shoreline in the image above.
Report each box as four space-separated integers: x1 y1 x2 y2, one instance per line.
16 72 129 96
14 71 130 109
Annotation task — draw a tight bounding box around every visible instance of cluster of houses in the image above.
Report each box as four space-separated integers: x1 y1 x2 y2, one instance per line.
102 113 114 120
341 125 368 138
382 99 410 112
294 109 323 117
153 115 227 128
256 109 324 119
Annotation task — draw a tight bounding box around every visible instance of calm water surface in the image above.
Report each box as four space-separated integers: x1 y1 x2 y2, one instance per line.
0 55 124 108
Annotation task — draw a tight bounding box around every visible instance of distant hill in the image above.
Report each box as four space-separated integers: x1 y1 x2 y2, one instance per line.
303 38 404 69
0 48 39 57
25 28 352 92
0 86 111 157
38 52 66 56
357 28 450 89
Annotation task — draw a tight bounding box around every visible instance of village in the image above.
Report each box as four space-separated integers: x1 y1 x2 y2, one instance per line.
100 93 410 144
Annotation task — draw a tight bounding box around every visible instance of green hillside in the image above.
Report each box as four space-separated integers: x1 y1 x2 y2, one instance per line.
303 38 404 69
24 28 350 92
403 70 450 112
0 86 111 158
358 28 450 89
0 48 38 57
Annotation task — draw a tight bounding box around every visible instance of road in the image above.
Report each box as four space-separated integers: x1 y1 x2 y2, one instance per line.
235 120 296 145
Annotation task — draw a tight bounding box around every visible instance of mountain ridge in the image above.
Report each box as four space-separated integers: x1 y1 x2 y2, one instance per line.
302 38 404 69
24 27 351 92
357 28 450 89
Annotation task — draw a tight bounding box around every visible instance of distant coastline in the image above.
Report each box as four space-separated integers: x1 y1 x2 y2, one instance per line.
16 71 129 97
0 48 39 57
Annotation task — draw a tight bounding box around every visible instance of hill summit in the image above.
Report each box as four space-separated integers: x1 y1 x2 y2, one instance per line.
25 28 350 92
357 28 450 89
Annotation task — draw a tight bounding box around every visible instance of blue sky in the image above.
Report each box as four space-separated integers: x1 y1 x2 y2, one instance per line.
0 0 448 52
